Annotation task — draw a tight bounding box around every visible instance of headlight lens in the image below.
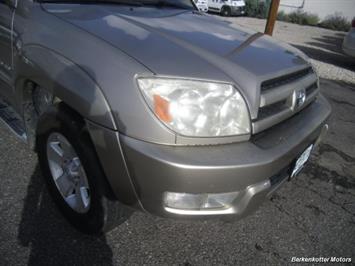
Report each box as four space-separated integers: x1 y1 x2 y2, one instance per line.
137 78 250 137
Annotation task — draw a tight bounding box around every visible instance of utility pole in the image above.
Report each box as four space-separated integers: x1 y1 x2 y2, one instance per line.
264 0 281 36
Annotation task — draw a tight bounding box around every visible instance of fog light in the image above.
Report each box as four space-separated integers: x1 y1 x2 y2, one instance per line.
163 191 239 210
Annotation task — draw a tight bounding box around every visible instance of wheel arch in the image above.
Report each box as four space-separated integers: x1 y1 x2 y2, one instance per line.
15 45 117 132
15 48 141 207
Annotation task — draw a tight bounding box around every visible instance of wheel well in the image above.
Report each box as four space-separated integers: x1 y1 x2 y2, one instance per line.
22 80 83 150
29 84 118 200
222 5 231 12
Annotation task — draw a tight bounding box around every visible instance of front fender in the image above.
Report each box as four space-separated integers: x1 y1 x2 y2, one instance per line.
15 45 117 130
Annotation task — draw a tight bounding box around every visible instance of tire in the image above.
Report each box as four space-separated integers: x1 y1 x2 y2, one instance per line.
221 6 231 17
36 103 130 234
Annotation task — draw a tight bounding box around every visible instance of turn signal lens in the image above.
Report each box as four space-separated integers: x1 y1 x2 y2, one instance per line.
153 95 172 123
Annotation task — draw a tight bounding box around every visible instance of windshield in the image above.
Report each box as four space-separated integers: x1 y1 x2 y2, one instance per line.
40 0 196 9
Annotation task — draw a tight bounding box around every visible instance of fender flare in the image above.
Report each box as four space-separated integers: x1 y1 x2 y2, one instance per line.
14 45 142 205
15 44 117 130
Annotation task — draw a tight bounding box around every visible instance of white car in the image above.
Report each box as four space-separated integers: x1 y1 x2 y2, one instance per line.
208 0 246 16
193 0 209 12
343 18 355 57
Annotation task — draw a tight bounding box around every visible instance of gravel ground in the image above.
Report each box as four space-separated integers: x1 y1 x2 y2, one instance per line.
1 18 355 266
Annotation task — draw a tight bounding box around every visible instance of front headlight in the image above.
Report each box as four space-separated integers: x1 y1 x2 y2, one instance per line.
137 78 250 137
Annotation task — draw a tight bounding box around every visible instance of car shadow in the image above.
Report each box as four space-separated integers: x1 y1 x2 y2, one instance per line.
17 164 114 266
307 34 346 54
292 33 355 72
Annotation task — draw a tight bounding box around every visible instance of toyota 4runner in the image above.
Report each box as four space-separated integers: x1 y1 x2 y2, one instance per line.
0 0 331 234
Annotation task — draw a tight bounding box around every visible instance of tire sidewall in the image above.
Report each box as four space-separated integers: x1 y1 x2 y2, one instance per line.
37 105 109 234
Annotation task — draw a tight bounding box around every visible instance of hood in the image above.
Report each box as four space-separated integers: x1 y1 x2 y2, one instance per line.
44 4 309 118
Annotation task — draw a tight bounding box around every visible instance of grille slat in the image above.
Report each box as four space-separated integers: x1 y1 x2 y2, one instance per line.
257 100 288 120
306 82 318 96
261 67 314 92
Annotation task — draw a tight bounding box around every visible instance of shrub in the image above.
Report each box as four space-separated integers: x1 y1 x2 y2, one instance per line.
320 13 351 32
277 10 289 21
286 10 320 26
257 1 269 19
245 0 259 17
245 0 270 19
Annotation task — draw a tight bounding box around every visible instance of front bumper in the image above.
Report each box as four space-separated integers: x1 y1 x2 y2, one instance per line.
197 5 208 12
119 95 331 219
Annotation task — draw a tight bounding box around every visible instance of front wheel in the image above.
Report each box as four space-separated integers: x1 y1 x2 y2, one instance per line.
37 104 130 234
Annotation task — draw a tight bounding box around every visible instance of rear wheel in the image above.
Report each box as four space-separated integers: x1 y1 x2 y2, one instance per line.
37 104 130 234
221 6 231 16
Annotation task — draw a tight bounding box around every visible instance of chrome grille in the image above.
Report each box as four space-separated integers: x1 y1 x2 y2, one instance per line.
253 67 319 134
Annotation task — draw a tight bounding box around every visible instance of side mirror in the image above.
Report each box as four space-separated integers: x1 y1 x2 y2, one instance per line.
4 0 17 9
